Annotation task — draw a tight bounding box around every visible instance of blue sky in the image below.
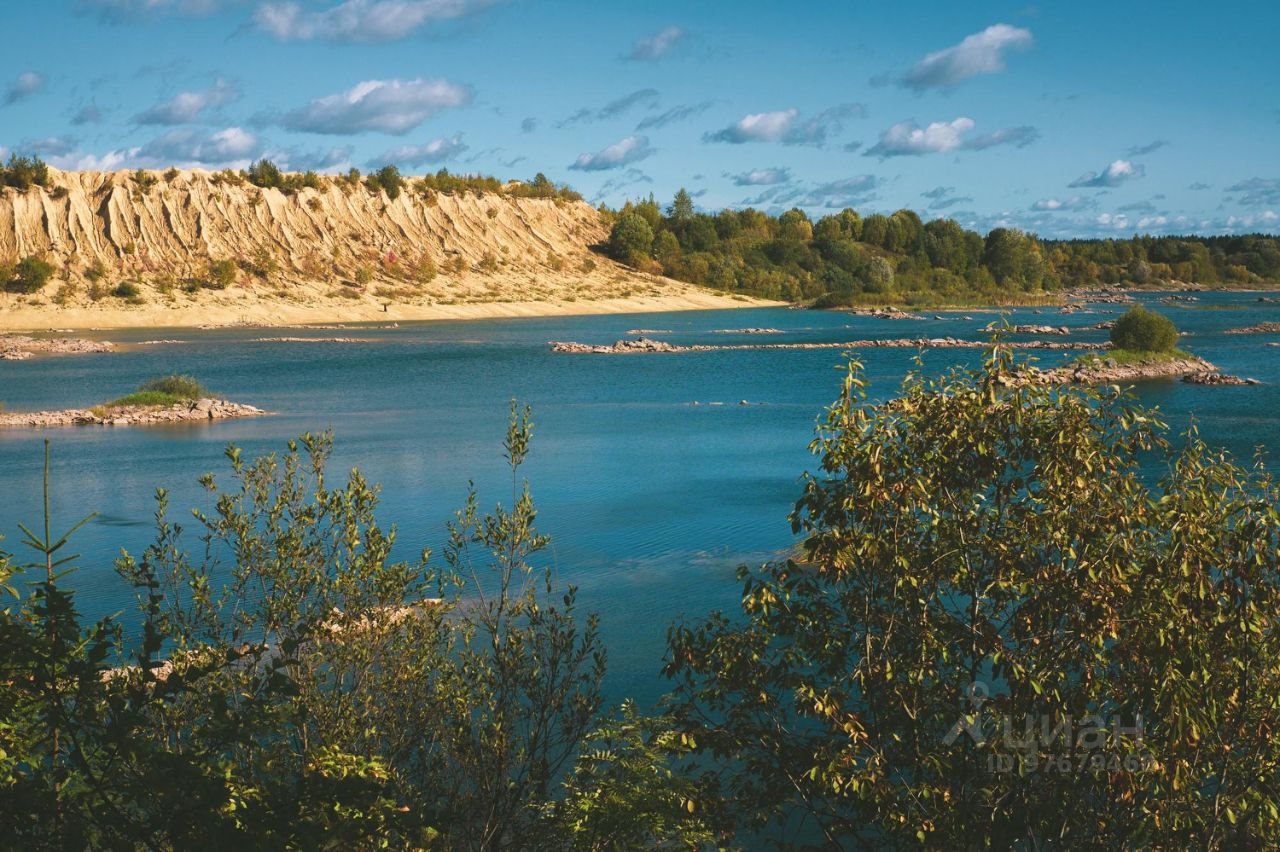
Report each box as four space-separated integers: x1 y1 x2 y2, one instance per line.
2 0 1277 238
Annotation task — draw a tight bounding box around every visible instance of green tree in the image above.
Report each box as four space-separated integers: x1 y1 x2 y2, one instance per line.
668 188 695 222
608 213 655 262
368 164 404 200
664 350 1280 848
0 154 50 189
245 158 283 189
1111 305 1179 352
777 208 813 243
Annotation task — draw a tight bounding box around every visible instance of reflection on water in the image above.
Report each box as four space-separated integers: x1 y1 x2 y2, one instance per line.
1 293 1278 705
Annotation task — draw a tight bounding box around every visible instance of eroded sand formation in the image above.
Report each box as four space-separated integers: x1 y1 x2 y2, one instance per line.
0 168 763 329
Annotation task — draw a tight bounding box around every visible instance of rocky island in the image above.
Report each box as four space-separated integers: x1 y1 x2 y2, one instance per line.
0 374 266 428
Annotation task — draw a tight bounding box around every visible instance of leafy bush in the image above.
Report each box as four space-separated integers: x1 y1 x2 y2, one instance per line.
245 158 284 189
366 165 403 200
105 374 206 407
131 169 158 196
665 352 1280 847
139 374 205 398
1110 305 1179 352
205 259 237 289
111 281 143 301
0 153 50 189
9 256 55 293
608 214 654 262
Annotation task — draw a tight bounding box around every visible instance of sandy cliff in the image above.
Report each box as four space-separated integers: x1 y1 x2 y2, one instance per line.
0 168 762 329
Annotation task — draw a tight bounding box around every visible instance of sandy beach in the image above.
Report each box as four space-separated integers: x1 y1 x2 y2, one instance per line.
0 289 776 332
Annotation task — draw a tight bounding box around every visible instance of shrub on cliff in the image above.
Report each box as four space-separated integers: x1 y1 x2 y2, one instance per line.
245 158 284 189
8 256 55 293
1110 305 1178 352
205 259 237 289
366 165 403 200
0 153 50 189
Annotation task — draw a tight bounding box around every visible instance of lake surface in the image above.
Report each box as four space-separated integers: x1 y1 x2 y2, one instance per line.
2 292 1279 706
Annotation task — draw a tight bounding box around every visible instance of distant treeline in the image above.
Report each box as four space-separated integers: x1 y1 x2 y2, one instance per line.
603 190 1280 305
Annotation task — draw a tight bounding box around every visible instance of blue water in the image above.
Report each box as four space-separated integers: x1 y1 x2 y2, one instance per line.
2 292 1278 706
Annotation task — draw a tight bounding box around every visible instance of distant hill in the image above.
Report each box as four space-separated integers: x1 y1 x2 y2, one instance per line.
0 167 755 328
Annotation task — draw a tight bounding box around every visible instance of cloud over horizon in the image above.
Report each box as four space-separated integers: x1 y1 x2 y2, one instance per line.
139 125 260 164
280 78 471 135
866 117 974 157
254 0 500 43
134 78 239 125
627 25 685 60
704 104 864 146
569 135 653 171
372 133 468 167
729 167 792 186
901 24 1033 90
5 71 44 105
1069 159 1145 188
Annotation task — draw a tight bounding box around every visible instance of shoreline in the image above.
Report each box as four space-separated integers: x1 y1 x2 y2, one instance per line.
0 292 780 333
0 397 267 429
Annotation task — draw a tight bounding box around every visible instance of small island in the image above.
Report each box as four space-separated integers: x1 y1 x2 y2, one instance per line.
0 374 266 428
1007 306 1256 386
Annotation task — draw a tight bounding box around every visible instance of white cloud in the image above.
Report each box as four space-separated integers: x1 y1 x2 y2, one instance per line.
865 117 974 157
569 135 653 171
272 145 354 172
140 126 260 164
1031 195 1093 212
254 0 499 43
48 148 141 171
281 78 471 135
5 71 44 105
373 133 467 167
704 104 863 145
902 24 1033 90
705 109 797 143
627 25 685 60
729 167 792 186
134 78 238 125
1068 159 1145 188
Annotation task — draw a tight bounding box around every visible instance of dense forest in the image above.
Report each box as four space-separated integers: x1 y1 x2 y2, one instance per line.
604 189 1280 306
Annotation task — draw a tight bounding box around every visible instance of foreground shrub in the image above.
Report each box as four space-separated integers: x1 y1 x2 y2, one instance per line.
1111 305 1179 352
0 409 710 848
665 348 1280 847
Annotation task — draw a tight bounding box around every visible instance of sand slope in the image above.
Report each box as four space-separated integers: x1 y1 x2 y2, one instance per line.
0 168 769 329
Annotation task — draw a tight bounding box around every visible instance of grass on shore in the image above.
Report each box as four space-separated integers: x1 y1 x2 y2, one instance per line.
1075 348 1197 366
97 374 206 411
